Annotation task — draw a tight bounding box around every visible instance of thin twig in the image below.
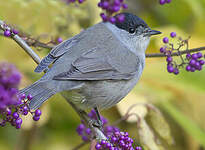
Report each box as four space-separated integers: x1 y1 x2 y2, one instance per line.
0 29 53 49
0 21 41 64
0 19 107 141
145 46 205 58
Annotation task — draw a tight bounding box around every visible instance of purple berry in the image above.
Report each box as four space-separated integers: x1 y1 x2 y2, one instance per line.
16 118 22 125
197 65 202 71
33 116 40 121
111 136 117 142
35 109 41 116
16 124 21 129
13 112 19 119
195 62 200 68
6 108 12 115
173 68 179 75
23 111 28 116
166 56 173 63
191 67 196 72
116 14 125 23
170 32 176 38
122 3 128 9
23 106 28 112
4 30 11 37
12 29 19 35
186 65 191 71
167 66 174 73
199 60 205 65
159 0 166 5
191 53 198 60
106 126 113 132
100 13 107 22
98 2 102 7
85 128 91 135
78 0 84 3
109 17 116 24
20 93 26 100
82 136 88 141
27 94 32 100
78 124 85 130
189 59 196 66
160 47 166 53
163 37 169 43
106 142 111 148
57 37 63 43
95 143 102 150
136 146 142 150
166 0 172 3
101 140 106 145
186 53 191 59
197 52 203 58
102 1 109 9
112 6 120 12
114 0 121 5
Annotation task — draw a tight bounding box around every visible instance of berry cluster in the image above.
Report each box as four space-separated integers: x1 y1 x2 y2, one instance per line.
0 23 19 37
63 0 85 4
95 131 142 150
98 0 128 24
185 53 205 72
76 109 142 150
0 62 42 129
159 0 172 5
160 32 205 75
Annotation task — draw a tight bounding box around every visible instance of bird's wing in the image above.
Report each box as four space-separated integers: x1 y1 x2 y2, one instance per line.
53 44 141 81
34 32 85 73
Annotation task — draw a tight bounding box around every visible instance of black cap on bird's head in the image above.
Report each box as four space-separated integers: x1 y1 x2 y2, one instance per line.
114 13 161 36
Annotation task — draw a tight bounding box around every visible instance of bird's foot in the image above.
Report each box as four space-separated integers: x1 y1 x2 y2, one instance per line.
88 119 103 130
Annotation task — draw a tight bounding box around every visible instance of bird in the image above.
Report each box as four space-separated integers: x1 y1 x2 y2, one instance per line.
20 12 161 125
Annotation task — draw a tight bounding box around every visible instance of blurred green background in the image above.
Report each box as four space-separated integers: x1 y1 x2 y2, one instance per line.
0 0 205 150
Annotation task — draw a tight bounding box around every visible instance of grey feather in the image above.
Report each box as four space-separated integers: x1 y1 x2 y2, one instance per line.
19 80 56 109
53 40 140 81
34 32 86 73
29 89 54 110
34 54 55 73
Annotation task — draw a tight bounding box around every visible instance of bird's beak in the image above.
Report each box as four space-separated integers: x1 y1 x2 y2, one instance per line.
149 29 162 36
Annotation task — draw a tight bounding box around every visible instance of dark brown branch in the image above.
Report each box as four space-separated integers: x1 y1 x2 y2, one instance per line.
145 46 205 58
30 41 53 49
0 30 54 49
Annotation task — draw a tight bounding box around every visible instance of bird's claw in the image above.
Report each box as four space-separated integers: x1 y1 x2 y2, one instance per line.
88 119 103 130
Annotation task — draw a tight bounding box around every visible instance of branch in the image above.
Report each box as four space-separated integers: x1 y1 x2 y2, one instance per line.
0 21 41 65
145 47 205 58
0 28 54 50
0 19 107 141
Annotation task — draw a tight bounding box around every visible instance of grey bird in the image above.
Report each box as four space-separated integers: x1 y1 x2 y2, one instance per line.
20 13 161 122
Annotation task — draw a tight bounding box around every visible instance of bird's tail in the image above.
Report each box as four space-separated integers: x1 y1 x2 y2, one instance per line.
19 81 56 110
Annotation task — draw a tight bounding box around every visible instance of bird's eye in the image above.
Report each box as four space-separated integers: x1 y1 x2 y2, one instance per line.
128 27 136 34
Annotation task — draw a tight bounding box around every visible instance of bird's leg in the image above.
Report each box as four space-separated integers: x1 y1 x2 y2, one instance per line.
93 107 103 129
